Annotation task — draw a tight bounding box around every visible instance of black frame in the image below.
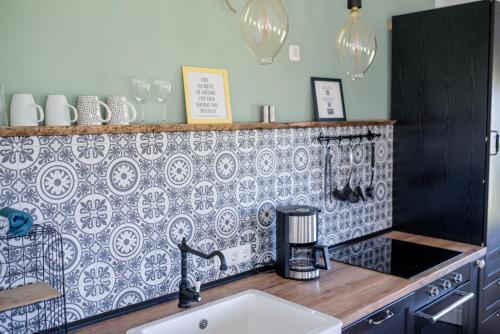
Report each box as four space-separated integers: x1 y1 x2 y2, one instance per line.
311 77 346 122
0 224 67 333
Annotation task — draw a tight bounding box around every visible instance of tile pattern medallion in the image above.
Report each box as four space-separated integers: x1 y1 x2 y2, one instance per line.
0 125 393 324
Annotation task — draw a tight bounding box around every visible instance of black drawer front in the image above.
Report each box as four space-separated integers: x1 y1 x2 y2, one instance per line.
479 309 500 334
344 294 414 334
485 247 500 286
483 297 500 321
483 276 500 314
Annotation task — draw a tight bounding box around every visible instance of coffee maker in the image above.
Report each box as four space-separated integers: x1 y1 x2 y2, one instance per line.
276 205 331 280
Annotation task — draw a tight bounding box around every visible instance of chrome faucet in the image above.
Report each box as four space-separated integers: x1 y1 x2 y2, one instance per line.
177 238 228 308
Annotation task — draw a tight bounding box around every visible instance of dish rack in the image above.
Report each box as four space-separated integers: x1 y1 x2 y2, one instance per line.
0 224 67 333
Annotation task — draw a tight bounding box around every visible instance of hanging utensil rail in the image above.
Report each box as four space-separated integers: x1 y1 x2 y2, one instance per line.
317 129 380 144
320 129 380 203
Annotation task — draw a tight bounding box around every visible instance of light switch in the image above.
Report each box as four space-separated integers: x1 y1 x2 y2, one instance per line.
289 45 301 62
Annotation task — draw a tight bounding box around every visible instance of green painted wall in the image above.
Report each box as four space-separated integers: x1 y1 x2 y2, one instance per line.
0 0 434 124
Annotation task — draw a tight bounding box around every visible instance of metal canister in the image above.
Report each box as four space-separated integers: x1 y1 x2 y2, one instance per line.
262 105 270 123
269 105 276 123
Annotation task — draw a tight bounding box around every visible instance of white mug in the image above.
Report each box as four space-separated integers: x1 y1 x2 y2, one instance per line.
106 96 137 125
10 94 44 126
77 96 111 126
45 95 78 126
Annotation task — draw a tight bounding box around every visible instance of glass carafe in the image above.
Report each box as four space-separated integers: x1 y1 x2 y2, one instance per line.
289 247 316 272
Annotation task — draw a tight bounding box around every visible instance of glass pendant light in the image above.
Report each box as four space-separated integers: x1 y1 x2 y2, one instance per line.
336 0 377 80
240 0 289 65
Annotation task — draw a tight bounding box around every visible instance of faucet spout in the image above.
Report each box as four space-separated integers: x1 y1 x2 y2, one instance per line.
206 250 228 271
177 238 228 308
178 238 227 270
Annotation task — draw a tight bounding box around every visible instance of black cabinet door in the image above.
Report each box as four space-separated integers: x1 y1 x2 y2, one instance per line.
486 0 500 252
391 2 491 245
343 294 414 334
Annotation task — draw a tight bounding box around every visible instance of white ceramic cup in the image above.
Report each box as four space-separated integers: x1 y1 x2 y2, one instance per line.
77 96 111 126
45 95 78 126
10 94 44 126
106 96 137 125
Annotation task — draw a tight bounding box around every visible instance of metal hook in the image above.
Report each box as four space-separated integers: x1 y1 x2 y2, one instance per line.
225 0 238 13
367 130 377 142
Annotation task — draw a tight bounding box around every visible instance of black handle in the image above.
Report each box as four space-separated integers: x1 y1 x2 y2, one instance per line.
369 309 394 325
493 131 499 156
313 245 331 270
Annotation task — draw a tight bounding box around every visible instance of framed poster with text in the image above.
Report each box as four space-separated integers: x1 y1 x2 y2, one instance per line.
311 77 346 122
182 66 233 124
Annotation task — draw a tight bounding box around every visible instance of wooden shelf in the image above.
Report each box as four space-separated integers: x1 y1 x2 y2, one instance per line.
0 120 396 137
0 283 61 312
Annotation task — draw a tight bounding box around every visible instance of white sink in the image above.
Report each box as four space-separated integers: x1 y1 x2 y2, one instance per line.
127 289 342 334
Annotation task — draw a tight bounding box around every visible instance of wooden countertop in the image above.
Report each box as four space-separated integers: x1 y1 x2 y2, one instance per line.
0 120 395 137
72 231 486 333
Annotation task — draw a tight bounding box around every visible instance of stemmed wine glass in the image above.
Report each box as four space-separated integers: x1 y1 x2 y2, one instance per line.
152 78 172 123
129 77 151 123
0 82 7 126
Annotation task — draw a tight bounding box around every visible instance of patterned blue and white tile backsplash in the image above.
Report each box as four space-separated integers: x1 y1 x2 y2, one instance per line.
0 125 392 323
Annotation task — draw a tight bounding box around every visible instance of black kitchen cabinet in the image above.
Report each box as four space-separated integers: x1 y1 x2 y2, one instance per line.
478 310 500 334
343 263 479 334
343 294 415 334
391 1 500 332
478 250 500 332
392 0 491 246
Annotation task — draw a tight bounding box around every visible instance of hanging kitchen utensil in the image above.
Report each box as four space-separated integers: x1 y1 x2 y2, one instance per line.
354 182 366 201
365 139 375 198
324 141 343 202
340 142 360 203
353 174 366 202
333 183 348 202
329 144 336 202
331 141 347 202
324 144 332 201
350 138 365 201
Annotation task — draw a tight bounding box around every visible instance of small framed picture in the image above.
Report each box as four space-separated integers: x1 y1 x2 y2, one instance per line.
311 77 346 121
182 66 233 124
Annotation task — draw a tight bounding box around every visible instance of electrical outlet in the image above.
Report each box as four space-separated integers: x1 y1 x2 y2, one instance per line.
218 244 253 267
240 244 252 262
289 45 301 62
224 247 240 266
